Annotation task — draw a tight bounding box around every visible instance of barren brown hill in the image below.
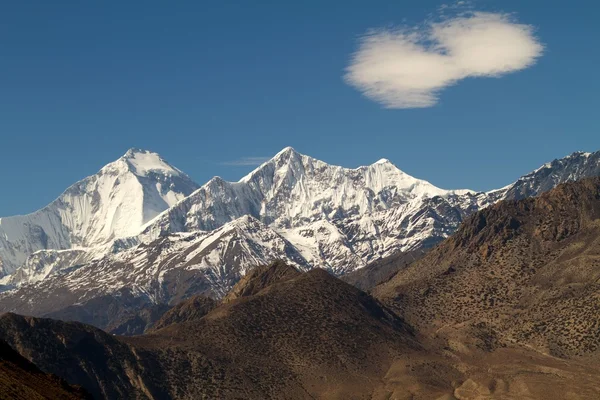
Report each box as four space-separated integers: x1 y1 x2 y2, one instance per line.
129 268 421 399
374 177 600 359
0 339 90 400
150 261 299 331
0 265 427 399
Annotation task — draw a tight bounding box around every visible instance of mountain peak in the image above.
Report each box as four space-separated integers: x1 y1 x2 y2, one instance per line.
223 260 302 303
122 147 151 158
567 150 594 158
238 146 307 183
115 148 183 178
551 150 598 164
374 158 392 165
499 149 600 202
0 148 200 276
274 146 298 157
270 146 303 164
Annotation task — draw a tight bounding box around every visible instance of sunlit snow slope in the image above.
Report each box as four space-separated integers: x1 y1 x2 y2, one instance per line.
0 149 199 276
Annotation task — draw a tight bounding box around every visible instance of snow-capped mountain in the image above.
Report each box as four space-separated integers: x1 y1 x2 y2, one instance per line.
142 147 471 235
139 146 476 273
0 147 599 333
498 151 600 201
0 149 199 276
0 215 311 322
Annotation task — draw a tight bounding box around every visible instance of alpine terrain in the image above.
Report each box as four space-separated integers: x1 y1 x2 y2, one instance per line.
0 149 199 277
0 148 598 333
0 167 600 399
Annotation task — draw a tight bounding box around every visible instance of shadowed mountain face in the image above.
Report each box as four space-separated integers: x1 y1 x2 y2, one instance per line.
0 265 420 399
0 313 167 400
0 339 90 400
44 292 172 336
374 177 600 359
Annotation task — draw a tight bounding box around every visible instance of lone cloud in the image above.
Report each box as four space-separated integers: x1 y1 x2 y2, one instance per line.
344 11 544 109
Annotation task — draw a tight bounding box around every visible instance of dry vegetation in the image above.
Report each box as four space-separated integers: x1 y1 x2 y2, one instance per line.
375 178 600 359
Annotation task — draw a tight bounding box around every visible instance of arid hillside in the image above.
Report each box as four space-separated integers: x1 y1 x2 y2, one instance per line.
374 177 600 358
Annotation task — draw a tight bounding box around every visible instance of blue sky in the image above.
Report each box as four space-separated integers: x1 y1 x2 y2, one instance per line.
0 0 598 215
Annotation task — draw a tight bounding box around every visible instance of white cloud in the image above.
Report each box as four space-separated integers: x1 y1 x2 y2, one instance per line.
221 157 271 166
344 11 544 108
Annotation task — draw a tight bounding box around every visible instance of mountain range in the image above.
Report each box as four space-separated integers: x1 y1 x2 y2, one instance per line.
1 166 600 398
0 148 599 332
2 175 600 398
